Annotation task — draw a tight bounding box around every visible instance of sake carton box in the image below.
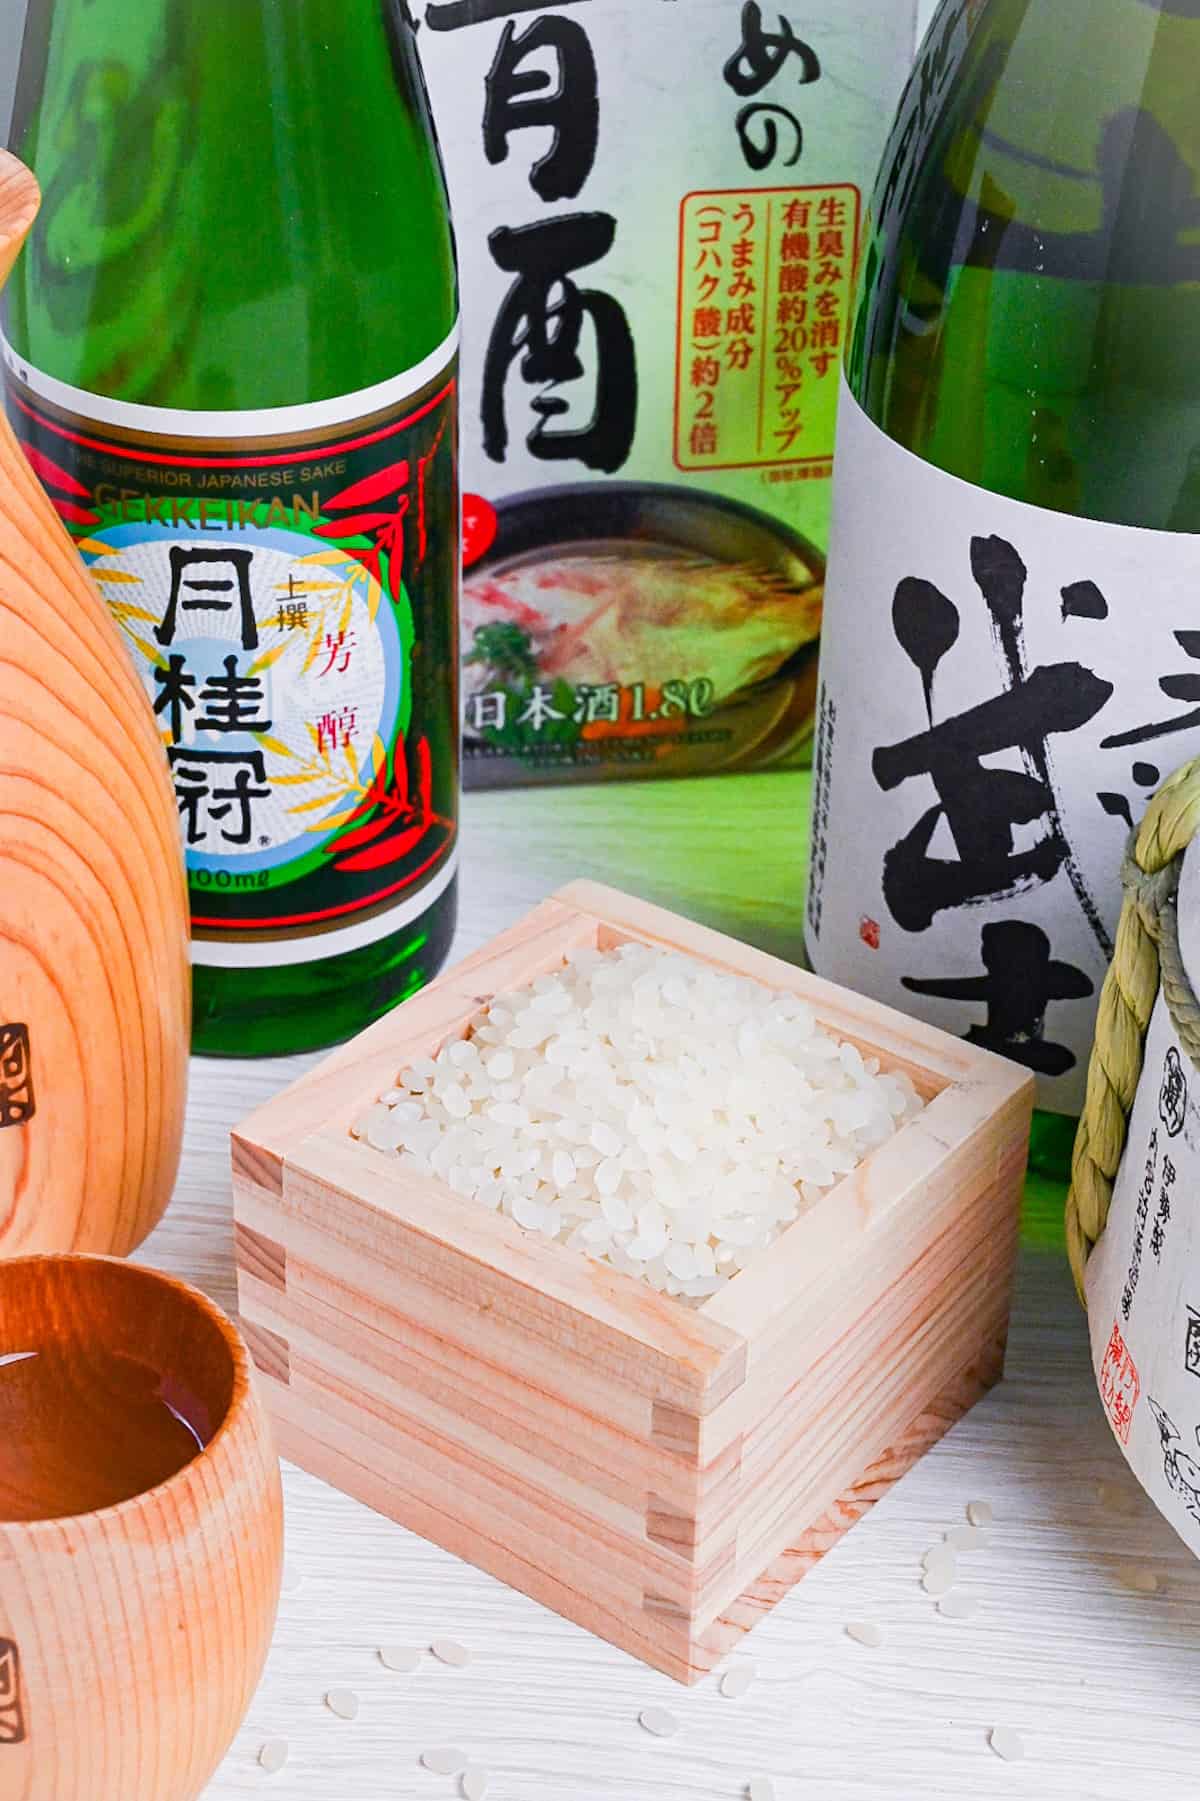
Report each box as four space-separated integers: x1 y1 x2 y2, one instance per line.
414 0 923 788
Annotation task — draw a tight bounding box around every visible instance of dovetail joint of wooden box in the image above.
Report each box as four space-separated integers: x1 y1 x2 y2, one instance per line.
646 1498 701 1553
642 1589 692 1623
234 1221 288 1292
645 1427 746 1553
650 1401 703 1456
642 1539 737 1620
242 1319 291 1387
649 1342 745 1449
231 1133 284 1198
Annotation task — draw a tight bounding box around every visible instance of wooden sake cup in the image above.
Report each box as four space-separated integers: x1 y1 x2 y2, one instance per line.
0 1256 283 1801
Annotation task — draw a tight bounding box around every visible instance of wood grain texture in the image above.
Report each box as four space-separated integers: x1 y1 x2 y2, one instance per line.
128 771 1200 1799
233 881 1033 1682
0 152 190 1256
0 1254 283 1801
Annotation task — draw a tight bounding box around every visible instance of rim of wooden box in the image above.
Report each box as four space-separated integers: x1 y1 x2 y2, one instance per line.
234 881 1032 1368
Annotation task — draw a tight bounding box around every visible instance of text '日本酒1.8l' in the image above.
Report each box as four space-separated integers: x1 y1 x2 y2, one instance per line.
3 0 461 1055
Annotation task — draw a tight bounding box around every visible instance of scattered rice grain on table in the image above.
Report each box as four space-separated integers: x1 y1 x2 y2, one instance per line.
922 1566 955 1598
422 1748 469 1775
749 1780 776 1801
461 1768 488 1800
431 1638 473 1667
989 1726 1026 1763
721 1663 756 1698
378 1645 422 1673
639 1707 680 1738
324 1689 358 1721
354 944 922 1302
938 1592 979 1620
966 1499 994 1527
258 1741 289 1774
946 1524 990 1552
845 1622 884 1648
922 1544 957 1583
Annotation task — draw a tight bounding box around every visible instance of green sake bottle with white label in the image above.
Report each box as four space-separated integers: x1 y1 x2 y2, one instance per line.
4 0 460 1056
808 0 1200 1183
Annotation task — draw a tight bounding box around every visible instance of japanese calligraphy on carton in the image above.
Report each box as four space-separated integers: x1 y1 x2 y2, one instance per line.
1088 845 1200 1557
416 0 920 786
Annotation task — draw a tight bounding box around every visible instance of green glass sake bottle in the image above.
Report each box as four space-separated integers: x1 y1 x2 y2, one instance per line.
4 0 460 1056
807 0 1200 1180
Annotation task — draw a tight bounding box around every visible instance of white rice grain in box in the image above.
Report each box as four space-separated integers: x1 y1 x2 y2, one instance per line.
415 0 921 788
356 940 924 1303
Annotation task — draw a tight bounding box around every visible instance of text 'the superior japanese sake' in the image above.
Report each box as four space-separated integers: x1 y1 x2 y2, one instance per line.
4 0 460 1054
808 0 1200 1174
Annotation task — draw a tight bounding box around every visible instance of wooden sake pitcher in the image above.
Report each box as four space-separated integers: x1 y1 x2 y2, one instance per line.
0 153 190 1256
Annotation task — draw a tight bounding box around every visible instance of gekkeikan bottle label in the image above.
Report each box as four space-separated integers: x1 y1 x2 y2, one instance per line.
809 377 1200 1115
3 332 460 968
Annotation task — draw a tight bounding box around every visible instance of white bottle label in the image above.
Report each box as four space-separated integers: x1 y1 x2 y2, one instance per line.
809 377 1200 1115
1085 842 1200 1543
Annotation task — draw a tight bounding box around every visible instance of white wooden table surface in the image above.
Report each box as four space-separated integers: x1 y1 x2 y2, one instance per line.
137 771 1200 1801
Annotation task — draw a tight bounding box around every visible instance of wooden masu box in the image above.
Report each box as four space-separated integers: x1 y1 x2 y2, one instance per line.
232 883 1033 1684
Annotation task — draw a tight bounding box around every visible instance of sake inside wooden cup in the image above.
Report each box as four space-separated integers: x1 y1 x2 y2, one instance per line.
0 1256 283 1801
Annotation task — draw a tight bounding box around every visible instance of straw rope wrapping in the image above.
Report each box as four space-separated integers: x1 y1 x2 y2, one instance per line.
1067 757 1200 1300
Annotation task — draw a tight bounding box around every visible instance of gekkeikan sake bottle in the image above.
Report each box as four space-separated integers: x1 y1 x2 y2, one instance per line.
3 0 460 1055
807 0 1200 1176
